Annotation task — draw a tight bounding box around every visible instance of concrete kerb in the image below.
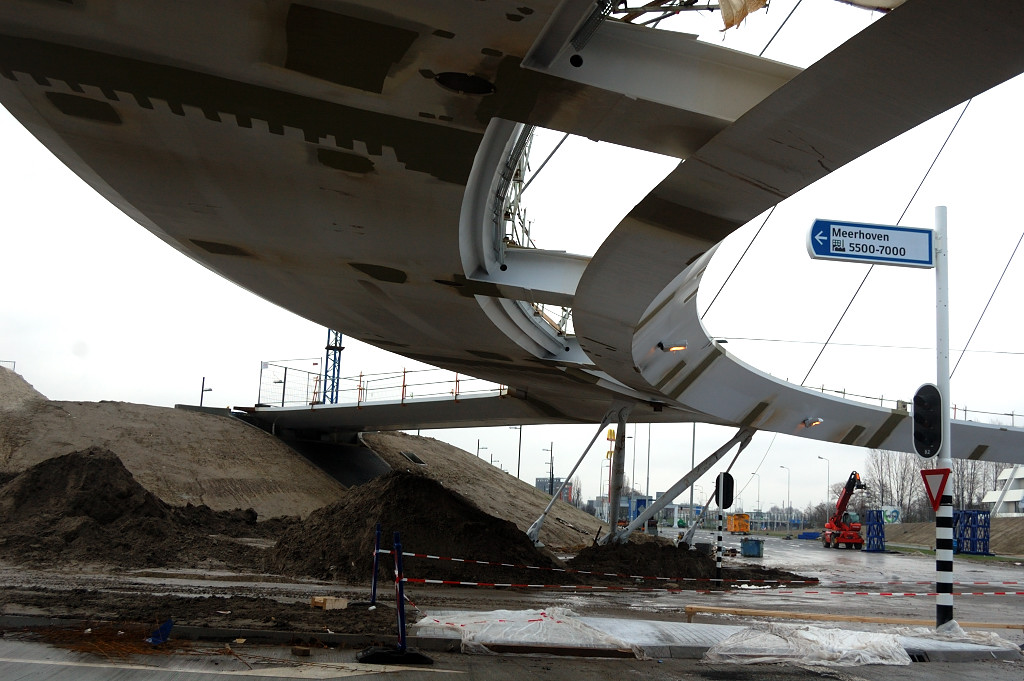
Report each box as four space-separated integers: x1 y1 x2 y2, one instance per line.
2 611 1020 663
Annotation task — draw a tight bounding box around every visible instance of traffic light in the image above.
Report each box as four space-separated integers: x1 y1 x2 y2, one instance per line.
715 472 734 509
912 383 942 458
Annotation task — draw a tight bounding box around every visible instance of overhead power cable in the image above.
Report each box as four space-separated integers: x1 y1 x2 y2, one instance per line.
702 4 810 320
950 228 1024 379
702 206 775 321
800 99 973 387
759 0 803 57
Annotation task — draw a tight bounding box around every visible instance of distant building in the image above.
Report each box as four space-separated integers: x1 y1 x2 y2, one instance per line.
535 476 573 503
982 465 1024 516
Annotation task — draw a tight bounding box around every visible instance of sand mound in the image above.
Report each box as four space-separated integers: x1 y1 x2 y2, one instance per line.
0 399 346 518
269 470 563 583
361 431 605 550
0 447 292 568
884 517 1024 556
0 366 46 411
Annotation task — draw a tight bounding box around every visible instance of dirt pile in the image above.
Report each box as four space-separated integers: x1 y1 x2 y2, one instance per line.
270 471 564 584
0 366 47 410
568 541 814 588
0 447 294 568
361 431 605 550
3 590 402 636
0 374 346 519
569 542 716 583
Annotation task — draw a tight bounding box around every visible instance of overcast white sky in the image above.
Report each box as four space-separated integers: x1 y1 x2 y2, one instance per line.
2 2 1022 515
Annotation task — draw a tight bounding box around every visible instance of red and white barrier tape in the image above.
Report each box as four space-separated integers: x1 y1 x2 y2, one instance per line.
377 549 1021 588
403 577 1024 597
376 549 819 584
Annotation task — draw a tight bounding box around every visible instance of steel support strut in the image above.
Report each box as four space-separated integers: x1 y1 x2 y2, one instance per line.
604 405 633 541
526 399 633 545
609 426 755 544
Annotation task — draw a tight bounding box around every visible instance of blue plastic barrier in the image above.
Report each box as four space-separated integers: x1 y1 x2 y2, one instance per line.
864 509 885 552
953 510 992 555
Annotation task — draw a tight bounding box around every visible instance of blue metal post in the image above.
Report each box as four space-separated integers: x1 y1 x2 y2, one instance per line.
370 523 381 605
323 330 343 404
393 532 407 652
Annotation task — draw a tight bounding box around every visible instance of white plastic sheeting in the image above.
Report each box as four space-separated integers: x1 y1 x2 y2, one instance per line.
704 623 912 666
412 608 635 656
720 0 768 29
894 620 1023 653
719 0 905 31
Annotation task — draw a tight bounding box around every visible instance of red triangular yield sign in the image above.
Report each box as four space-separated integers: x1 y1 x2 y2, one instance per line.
921 468 951 512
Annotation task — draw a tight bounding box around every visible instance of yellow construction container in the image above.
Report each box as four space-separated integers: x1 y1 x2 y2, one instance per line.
727 513 750 535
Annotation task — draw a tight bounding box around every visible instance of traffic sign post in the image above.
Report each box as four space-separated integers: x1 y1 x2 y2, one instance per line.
807 219 934 267
932 207 954 629
807 209 952 628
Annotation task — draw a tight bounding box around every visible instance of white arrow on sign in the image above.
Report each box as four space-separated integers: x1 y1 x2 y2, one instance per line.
921 468 951 512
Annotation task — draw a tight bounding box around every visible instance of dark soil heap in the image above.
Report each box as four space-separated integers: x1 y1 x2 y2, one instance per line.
569 541 717 583
269 471 564 583
569 541 815 589
0 447 291 568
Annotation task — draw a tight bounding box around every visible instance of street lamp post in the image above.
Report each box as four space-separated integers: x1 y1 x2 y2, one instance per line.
779 465 791 531
817 455 830 521
689 423 696 525
543 443 554 496
476 439 487 459
600 458 610 520
509 425 523 479
200 377 212 407
751 472 760 524
628 430 636 520
645 423 651 499
693 484 704 524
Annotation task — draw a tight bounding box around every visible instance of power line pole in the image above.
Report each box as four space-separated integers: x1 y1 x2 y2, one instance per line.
546 443 554 496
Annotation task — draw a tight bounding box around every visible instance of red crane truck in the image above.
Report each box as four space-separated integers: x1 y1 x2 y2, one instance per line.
822 471 868 549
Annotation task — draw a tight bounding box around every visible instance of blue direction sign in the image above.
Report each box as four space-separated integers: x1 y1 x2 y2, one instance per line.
807 219 934 268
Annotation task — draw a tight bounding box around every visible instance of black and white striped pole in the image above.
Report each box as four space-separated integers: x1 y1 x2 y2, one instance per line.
807 210 950 626
932 206 954 628
715 498 723 585
714 472 733 587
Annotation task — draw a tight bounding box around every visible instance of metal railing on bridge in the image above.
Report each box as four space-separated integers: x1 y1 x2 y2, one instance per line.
257 362 506 409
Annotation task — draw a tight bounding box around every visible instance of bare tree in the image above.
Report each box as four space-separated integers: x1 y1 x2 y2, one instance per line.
863 450 926 521
951 458 986 509
571 475 583 509
805 500 831 527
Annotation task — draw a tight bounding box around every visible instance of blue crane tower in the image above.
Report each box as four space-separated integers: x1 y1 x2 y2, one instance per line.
322 330 344 404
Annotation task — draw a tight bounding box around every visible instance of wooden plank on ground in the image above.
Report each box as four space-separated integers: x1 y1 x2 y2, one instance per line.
684 605 1023 630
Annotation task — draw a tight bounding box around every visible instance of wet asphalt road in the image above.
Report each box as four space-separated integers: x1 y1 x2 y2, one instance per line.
1 534 1023 680
637 529 1024 638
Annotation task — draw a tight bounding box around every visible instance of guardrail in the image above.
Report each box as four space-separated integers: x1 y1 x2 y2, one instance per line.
257 363 505 409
